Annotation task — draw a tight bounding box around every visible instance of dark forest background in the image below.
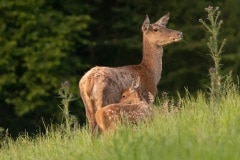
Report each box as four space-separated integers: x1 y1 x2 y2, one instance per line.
0 0 239 136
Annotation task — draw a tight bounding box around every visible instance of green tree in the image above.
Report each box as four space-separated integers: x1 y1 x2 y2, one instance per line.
221 0 240 75
0 0 91 134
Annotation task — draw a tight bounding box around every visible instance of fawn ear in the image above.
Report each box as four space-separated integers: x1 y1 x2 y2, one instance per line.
131 76 140 90
155 12 170 27
142 15 150 31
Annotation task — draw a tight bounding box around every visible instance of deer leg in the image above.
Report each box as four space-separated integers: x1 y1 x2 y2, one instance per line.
79 76 98 134
85 104 95 134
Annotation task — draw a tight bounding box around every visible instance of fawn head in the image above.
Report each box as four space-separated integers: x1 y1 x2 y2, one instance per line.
142 13 182 46
120 76 141 104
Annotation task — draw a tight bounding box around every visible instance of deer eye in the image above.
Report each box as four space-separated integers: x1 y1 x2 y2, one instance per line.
122 95 126 98
153 28 158 32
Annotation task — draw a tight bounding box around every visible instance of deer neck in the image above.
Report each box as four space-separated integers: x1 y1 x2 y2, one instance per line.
140 37 163 85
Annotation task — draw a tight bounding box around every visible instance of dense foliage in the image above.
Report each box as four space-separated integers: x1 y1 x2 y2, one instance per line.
0 0 239 135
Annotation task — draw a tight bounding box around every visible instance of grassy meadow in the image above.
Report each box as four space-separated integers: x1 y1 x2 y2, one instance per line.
0 87 240 160
1 6 240 160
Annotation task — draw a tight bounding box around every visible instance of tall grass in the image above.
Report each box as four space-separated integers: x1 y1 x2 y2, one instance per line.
0 89 240 160
1 6 240 160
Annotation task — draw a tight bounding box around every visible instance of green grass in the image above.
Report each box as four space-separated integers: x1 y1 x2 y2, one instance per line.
1 88 240 160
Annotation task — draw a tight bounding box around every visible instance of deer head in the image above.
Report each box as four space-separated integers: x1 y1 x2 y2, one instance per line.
120 76 141 104
142 13 182 46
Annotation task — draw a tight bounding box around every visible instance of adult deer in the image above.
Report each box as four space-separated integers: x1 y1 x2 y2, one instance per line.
95 77 154 133
79 13 182 134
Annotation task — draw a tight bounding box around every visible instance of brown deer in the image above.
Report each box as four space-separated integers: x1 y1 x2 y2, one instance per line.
79 13 182 134
95 77 154 133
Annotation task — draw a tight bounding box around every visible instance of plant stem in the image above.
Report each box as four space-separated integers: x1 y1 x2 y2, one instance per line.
58 81 74 134
199 6 226 126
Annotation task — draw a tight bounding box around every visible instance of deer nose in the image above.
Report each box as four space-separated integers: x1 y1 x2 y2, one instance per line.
178 32 183 38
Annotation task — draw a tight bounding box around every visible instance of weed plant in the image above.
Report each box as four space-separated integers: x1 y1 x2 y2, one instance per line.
58 81 78 134
199 6 228 125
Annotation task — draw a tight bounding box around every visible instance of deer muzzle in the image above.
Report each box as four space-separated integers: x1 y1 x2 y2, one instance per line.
174 32 183 42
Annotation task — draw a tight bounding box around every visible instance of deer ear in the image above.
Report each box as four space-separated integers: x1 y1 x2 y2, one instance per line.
155 12 170 27
142 15 150 31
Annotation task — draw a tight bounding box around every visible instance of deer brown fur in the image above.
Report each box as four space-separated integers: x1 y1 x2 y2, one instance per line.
79 13 182 134
95 77 154 133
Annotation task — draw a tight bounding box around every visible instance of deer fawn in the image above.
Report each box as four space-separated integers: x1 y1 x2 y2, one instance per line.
79 13 182 134
95 77 154 133
119 76 154 104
